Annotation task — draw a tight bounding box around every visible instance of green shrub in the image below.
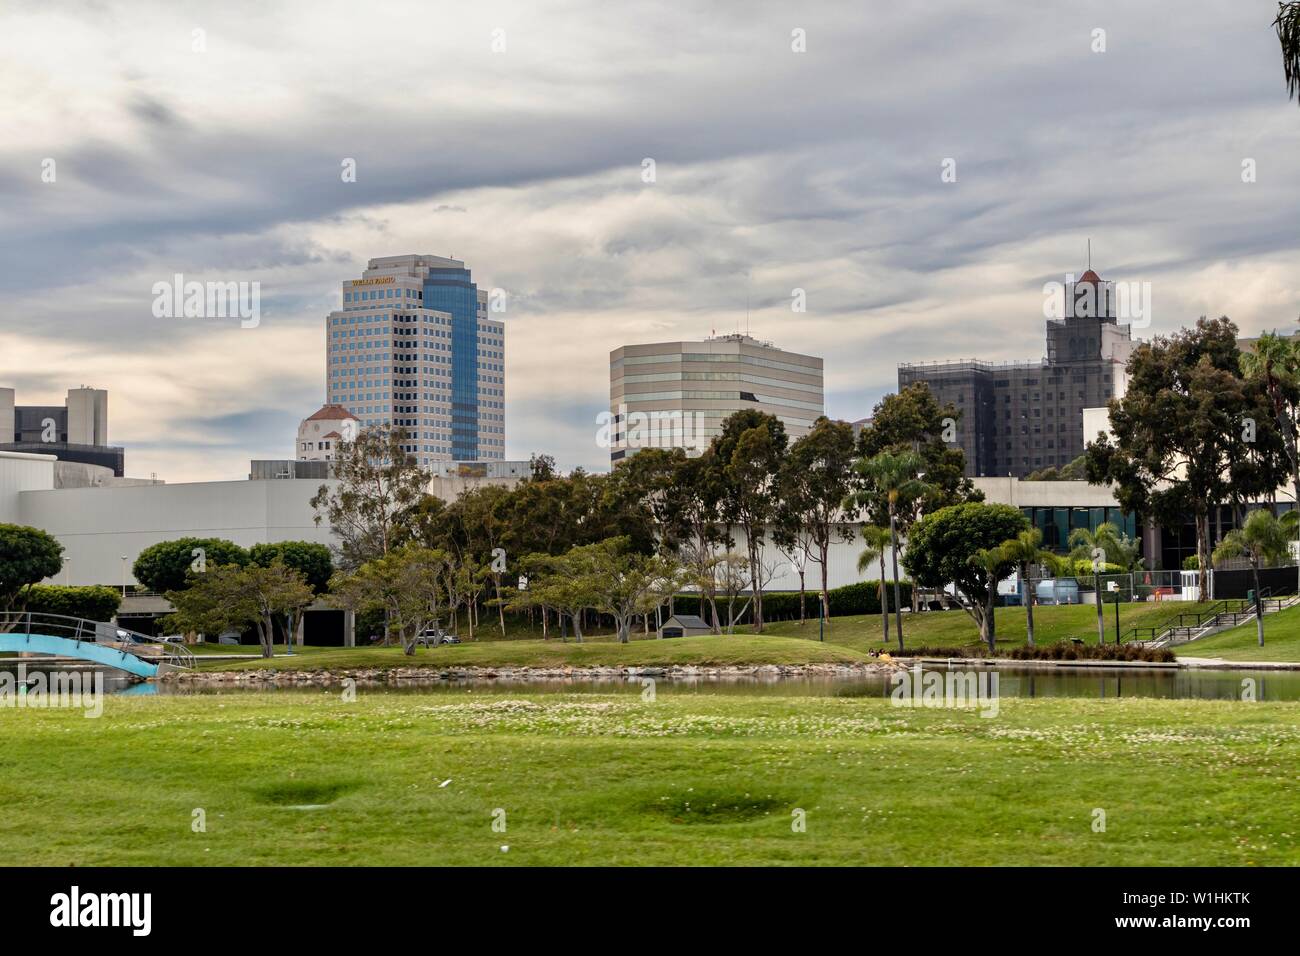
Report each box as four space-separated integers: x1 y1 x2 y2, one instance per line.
667 581 913 625
23 585 122 622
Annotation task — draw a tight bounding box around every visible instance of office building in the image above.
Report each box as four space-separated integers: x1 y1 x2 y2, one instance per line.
897 268 1133 478
0 385 125 476
608 333 824 464
296 404 358 462
325 254 506 467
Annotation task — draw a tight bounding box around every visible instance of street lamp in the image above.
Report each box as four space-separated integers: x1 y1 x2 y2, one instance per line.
120 555 128 599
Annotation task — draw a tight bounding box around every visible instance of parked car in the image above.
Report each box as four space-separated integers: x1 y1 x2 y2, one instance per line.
417 627 460 646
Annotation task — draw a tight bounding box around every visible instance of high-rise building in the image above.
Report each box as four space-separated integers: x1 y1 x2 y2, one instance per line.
0 386 123 475
608 333 824 464
325 254 506 466
897 268 1133 478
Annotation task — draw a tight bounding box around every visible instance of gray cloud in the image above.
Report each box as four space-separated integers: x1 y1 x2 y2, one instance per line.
2 0 1298 479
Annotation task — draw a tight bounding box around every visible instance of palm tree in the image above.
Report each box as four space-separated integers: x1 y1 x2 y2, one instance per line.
845 450 932 652
969 545 1009 654
1068 522 1125 643
1278 2 1300 103
1214 509 1291 647
856 524 893 645
1000 528 1057 647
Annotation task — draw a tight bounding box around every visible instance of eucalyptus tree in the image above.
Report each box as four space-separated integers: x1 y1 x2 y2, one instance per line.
309 425 428 570
777 416 861 628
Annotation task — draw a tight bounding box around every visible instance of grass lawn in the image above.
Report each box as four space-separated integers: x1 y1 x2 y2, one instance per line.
194 633 868 672
0 692 1295 865
1180 604 1300 662
765 602 1175 653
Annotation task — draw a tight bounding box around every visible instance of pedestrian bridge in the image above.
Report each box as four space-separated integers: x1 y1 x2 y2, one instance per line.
0 612 194 679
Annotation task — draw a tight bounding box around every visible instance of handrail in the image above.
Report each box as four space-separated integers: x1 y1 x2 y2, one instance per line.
0 611 194 669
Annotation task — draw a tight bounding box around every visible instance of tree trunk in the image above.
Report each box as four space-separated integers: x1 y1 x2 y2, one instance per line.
1253 562 1265 647
798 569 807 624
1095 570 1105 644
888 508 904 652
879 551 890 644
1024 563 1036 647
985 584 997 654
496 578 506 636
819 544 831 633
572 612 583 643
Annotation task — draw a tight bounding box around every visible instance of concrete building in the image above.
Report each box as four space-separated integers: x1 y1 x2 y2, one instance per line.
898 268 1133 478
326 254 505 468
296 404 358 462
0 385 124 476
608 333 824 464
0 450 524 593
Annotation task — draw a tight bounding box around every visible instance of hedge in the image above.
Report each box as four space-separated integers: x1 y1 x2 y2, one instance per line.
22 585 122 622
667 581 913 625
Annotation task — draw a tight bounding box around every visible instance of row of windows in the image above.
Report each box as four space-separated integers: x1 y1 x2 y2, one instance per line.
615 371 823 395
612 352 821 377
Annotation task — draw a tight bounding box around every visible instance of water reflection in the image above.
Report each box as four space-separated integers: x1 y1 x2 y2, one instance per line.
2 663 1299 702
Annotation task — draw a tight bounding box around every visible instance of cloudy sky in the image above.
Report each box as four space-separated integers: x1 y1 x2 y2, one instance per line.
2 0 1298 482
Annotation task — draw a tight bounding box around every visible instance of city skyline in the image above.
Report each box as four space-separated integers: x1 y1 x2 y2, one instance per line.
4 2 1299 482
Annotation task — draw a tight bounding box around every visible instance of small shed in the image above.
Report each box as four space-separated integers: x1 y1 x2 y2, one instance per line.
659 614 712 638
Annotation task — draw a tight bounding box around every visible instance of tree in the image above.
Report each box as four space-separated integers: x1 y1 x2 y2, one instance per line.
1025 454 1087 481
856 383 983 517
1087 317 1288 600
509 551 591 642
165 561 313 658
249 541 333 594
713 411 788 633
309 425 428 570
1241 331 1300 524
777 417 860 628
568 538 687 643
846 450 932 651
968 546 1011 653
1000 528 1056 647
1068 523 1127 644
0 524 64 626
856 524 893 645
1277 2 1300 103
328 546 447 655
132 537 249 594
1214 509 1291 647
904 503 1029 652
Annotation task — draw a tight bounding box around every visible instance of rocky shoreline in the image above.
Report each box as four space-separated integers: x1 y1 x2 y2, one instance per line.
164 661 904 687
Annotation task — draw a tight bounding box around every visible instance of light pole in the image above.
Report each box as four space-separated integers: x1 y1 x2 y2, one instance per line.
120 555 128 599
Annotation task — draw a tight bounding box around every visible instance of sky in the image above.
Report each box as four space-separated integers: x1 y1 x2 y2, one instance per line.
2 0 1298 482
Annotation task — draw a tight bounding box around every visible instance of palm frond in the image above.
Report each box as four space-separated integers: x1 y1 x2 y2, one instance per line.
1277 2 1300 102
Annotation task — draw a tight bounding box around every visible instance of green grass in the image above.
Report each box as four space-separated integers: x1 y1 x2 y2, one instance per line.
1179 604 1300 662
0 692 1295 865
194 634 868 672
765 602 1174 653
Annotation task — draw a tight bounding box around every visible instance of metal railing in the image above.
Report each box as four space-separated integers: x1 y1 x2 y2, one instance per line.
0 611 194 669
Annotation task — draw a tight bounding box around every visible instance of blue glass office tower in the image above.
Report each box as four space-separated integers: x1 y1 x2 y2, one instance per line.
423 265 482 461
325 255 506 466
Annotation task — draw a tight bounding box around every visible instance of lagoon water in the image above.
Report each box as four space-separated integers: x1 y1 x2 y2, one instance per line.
3 662 1299 701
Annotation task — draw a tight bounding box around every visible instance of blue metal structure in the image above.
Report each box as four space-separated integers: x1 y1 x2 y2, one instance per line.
0 613 193 678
